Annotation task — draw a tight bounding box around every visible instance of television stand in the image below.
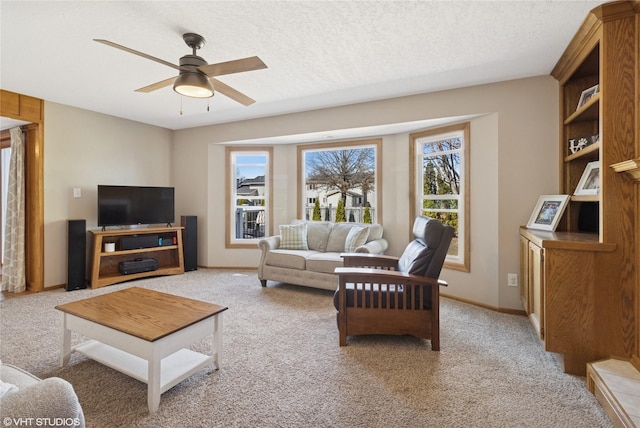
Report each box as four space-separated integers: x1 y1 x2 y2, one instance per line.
89 227 184 288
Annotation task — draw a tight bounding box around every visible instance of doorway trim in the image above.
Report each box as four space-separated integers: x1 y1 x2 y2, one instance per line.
1 89 44 292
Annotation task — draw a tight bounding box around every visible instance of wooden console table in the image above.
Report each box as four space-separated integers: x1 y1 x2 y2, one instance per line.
89 226 184 288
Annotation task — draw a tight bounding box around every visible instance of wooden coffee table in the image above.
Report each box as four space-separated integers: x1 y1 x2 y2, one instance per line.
56 287 228 413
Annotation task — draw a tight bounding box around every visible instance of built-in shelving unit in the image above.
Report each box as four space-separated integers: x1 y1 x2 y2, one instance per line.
89 227 184 288
519 1 637 382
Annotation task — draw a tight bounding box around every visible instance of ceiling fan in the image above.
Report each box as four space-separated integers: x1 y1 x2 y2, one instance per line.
94 33 267 105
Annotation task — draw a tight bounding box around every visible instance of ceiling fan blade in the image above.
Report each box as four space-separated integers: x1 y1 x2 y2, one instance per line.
198 56 267 77
135 76 177 93
211 78 256 106
94 39 181 71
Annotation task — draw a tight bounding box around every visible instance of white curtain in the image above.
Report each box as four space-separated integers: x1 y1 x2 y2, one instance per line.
1 145 11 263
2 127 26 292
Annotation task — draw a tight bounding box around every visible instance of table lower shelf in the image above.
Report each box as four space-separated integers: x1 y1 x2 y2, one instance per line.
74 340 215 394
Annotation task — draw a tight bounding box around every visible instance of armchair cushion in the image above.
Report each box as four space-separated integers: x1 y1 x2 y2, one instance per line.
398 216 452 277
398 240 437 276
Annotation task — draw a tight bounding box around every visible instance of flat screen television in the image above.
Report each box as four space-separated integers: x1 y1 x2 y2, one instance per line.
98 185 175 227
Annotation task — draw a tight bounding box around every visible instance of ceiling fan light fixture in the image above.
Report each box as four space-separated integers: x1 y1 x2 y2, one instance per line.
173 72 214 98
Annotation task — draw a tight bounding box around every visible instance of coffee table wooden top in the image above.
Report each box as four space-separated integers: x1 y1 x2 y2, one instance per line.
56 287 228 342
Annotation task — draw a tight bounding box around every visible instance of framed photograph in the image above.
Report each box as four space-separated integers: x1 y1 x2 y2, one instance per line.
526 195 570 231
574 161 600 196
577 84 599 110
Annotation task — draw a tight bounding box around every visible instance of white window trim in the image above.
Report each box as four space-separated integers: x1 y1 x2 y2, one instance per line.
225 146 273 248
410 122 470 272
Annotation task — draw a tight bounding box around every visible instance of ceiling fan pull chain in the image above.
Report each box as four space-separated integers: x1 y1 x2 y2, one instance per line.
207 100 210 112
179 96 183 116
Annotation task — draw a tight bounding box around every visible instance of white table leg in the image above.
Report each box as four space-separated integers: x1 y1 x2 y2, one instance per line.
213 313 223 369
147 349 162 413
60 313 71 366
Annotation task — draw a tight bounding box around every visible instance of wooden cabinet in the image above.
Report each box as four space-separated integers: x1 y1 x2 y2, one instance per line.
519 1 638 378
89 227 184 288
519 228 616 374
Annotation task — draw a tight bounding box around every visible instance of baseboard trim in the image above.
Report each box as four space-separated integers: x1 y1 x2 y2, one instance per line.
440 293 526 316
200 266 258 271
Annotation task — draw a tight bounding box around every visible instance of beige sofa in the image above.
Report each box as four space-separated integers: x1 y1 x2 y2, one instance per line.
257 220 388 290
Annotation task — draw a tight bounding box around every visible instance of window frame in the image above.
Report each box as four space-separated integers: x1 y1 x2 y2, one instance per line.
410 122 470 272
225 146 273 248
297 139 382 223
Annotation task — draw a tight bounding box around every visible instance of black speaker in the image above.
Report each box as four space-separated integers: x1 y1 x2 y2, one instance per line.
181 215 198 271
67 219 87 291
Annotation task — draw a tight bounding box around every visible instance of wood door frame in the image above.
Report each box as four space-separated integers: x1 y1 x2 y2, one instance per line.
1 90 44 292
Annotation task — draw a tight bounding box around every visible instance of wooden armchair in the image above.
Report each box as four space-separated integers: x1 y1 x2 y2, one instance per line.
333 216 454 350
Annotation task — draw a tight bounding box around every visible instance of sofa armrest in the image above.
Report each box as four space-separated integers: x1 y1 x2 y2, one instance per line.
354 238 388 254
257 235 281 252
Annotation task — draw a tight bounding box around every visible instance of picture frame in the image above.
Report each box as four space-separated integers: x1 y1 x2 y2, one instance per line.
574 161 600 196
576 84 599 110
526 195 570 231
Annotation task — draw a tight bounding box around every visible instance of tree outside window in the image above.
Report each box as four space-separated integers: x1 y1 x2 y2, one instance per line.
411 123 469 272
298 139 381 224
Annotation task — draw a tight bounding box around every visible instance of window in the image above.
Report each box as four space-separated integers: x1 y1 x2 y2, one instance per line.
298 139 381 223
226 147 272 247
410 122 469 272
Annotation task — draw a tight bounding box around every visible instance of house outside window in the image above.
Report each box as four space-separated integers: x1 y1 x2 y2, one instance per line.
410 122 470 272
226 147 272 247
298 139 381 224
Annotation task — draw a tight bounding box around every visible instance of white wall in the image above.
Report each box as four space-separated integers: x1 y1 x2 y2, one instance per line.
43 102 173 287
173 75 559 311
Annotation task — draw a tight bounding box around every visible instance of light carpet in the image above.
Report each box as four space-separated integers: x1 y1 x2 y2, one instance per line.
0 269 612 428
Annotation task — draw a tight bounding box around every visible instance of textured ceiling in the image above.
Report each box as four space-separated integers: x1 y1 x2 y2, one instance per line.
1 1 606 131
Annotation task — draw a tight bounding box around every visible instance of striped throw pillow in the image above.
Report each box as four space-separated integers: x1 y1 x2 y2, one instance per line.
344 226 370 252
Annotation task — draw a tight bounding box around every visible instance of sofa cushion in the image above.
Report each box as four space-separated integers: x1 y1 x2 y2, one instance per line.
279 223 309 250
344 226 369 252
306 252 344 274
265 249 318 270
326 223 354 252
304 221 332 252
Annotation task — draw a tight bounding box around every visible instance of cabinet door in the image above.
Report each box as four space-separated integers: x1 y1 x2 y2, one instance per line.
528 242 544 341
519 236 530 314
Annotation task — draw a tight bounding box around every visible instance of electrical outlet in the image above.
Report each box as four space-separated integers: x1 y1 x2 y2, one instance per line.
507 273 518 287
